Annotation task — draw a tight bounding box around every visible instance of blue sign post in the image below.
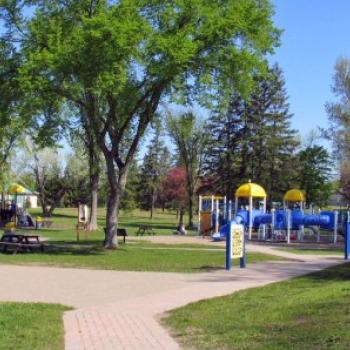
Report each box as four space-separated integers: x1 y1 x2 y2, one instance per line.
226 222 232 270
226 221 246 270
240 233 246 268
345 221 350 261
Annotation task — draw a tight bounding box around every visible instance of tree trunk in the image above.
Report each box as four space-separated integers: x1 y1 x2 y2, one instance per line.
104 184 119 249
150 189 154 219
179 207 185 226
87 142 99 231
103 154 129 249
88 173 99 231
150 189 157 219
187 191 194 229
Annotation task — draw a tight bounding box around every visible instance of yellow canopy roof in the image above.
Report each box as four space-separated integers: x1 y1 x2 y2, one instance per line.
283 189 305 202
8 184 26 194
235 182 267 198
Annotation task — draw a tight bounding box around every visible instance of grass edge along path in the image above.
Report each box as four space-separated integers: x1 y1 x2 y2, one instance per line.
0 246 284 273
0 302 70 350
164 262 350 350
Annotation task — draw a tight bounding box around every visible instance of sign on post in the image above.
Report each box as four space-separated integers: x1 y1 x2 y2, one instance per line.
226 222 246 270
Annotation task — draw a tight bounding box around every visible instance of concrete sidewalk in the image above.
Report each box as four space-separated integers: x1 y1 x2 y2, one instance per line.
0 252 344 350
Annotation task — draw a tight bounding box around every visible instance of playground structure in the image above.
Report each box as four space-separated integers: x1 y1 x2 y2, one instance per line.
201 182 342 244
198 195 227 236
0 183 36 228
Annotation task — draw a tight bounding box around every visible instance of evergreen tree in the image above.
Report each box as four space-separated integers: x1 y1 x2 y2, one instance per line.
139 122 171 218
248 65 299 202
204 94 249 201
204 64 298 203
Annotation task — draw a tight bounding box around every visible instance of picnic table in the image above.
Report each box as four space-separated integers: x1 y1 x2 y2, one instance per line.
136 225 156 236
0 234 44 254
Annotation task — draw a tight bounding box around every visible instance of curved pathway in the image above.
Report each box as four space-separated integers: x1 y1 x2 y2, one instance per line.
0 242 344 350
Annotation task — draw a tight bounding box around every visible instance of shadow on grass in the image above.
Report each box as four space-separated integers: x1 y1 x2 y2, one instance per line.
44 241 129 256
304 263 350 282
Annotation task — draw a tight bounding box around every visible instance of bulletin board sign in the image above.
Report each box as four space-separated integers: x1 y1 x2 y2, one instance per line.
231 224 244 259
226 222 246 270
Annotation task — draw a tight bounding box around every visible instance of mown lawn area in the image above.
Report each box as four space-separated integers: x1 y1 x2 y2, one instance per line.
0 207 280 272
164 263 350 349
0 240 281 273
0 302 69 350
29 207 196 236
278 247 343 255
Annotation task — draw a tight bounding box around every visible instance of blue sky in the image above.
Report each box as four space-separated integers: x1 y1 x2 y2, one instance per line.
271 0 350 140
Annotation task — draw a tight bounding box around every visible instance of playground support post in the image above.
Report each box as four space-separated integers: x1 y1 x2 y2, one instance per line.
299 207 305 241
334 211 338 244
215 199 219 233
228 200 232 221
287 209 291 244
248 196 253 240
223 197 227 220
198 195 202 237
234 197 238 216
262 197 267 240
271 208 275 239
316 208 321 242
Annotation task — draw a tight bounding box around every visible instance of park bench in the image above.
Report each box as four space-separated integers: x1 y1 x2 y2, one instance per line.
136 225 155 236
0 234 44 254
103 228 128 243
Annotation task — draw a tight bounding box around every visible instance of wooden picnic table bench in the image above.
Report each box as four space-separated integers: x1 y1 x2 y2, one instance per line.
136 225 156 236
0 234 44 254
103 228 128 243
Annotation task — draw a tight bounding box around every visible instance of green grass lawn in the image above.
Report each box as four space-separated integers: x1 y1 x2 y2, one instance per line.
0 302 69 350
164 263 350 349
29 207 196 236
277 247 343 255
0 207 281 272
0 241 281 272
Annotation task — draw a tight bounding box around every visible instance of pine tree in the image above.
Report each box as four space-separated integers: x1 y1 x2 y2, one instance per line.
138 122 171 218
248 65 299 202
204 96 249 201
204 64 299 204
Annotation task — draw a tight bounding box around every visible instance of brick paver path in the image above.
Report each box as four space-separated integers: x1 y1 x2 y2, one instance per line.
0 243 344 350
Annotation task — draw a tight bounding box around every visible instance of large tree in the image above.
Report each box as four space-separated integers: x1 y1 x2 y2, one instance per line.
167 112 207 227
16 0 280 248
326 57 350 203
326 57 350 160
296 145 333 207
0 40 30 202
204 65 298 203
